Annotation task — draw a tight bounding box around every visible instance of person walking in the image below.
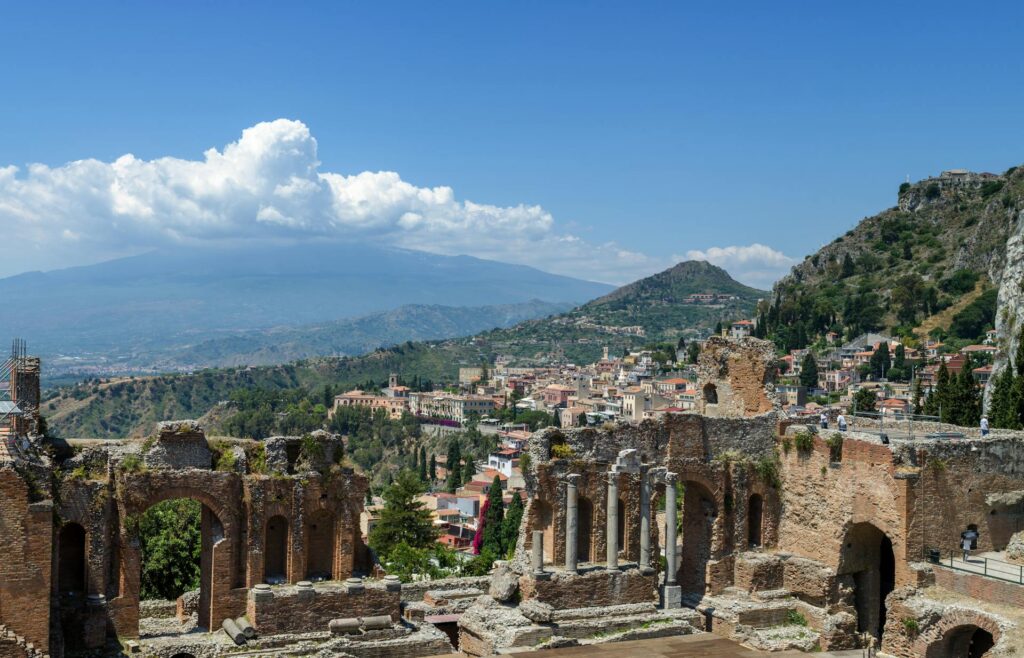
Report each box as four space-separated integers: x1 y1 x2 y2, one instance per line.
820 412 829 430
962 533 973 562
981 416 990 437
837 413 847 432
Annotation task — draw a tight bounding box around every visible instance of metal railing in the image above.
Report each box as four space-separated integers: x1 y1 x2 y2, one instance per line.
926 547 1024 585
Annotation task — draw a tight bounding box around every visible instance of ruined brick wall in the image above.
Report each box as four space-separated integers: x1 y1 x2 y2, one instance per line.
19 426 371 649
142 421 212 470
0 468 52 653
776 432 914 584
901 438 1024 557
245 582 399 635
696 336 779 418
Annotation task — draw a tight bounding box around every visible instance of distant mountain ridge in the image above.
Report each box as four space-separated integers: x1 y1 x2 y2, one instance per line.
46 259 763 438
0 242 612 373
165 300 573 368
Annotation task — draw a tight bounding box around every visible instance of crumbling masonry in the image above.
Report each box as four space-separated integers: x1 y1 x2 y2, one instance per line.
2 337 1024 657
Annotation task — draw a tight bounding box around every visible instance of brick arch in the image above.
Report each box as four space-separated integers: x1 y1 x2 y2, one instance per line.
111 479 242 639
916 610 1002 657
119 484 236 540
747 480 780 548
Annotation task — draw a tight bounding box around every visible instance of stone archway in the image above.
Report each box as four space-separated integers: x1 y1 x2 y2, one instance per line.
58 522 87 594
918 611 1002 658
305 509 335 580
265 515 290 582
748 494 763 548
113 479 239 639
838 522 895 642
679 480 718 594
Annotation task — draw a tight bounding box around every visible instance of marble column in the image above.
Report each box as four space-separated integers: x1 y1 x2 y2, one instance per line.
565 474 579 574
663 472 682 609
639 468 652 573
664 472 678 586
607 471 619 571
532 530 549 579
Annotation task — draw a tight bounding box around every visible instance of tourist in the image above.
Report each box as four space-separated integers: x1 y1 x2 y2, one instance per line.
961 533 973 562
820 412 828 430
981 416 990 437
837 413 847 432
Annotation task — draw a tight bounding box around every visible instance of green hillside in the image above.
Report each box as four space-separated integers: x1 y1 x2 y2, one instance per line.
46 261 762 438
759 166 1023 350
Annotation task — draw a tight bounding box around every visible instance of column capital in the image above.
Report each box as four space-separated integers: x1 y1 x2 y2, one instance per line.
564 473 581 485
664 471 679 485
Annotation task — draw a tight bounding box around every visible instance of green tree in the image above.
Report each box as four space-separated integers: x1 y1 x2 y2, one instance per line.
481 476 505 556
950 355 981 427
853 387 877 413
418 446 427 481
687 342 700 364
912 376 924 415
139 499 201 600
935 360 952 423
869 343 891 380
989 366 1016 429
840 253 855 278
799 353 819 389
462 459 475 485
446 440 463 493
501 492 524 558
369 469 438 560
428 454 437 481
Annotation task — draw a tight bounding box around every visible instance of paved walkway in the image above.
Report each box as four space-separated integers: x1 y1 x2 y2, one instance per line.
500 635 866 657
946 551 1024 583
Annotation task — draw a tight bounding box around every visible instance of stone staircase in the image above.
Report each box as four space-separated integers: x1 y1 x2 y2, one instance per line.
0 624 50 658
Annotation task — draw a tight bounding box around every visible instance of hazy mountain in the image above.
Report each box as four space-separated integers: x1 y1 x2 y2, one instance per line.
47 260 762 438
0 243 612 371
163 300 573 368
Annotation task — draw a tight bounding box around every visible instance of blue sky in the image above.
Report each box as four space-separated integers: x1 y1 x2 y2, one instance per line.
1 1 1023 287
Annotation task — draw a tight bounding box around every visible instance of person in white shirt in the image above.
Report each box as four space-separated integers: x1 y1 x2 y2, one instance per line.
981 416 990 437
837 414 847 431
820 412 828 430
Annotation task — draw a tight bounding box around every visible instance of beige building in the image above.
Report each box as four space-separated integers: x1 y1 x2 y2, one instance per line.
409 391 496 424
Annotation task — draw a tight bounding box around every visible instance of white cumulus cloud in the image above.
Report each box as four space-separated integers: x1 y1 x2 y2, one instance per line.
0 119 672 283
683 243 796 289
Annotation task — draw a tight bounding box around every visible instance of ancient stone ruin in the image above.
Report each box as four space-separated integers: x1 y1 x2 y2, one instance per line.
2 338 1023 657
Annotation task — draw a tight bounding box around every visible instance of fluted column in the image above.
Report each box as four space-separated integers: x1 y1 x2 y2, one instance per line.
607 471 619 571
565 474 579 573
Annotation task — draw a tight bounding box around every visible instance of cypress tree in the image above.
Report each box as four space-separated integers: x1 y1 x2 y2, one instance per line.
429 454 437 481
501 492 525 558
912 377 924 415
870 343 891 380
481 476 505 556
990 366 1016 429
935 360 951 423
841 253 855 278
446 440 462 493
799 353 819 389
462 459 475 485
418 446 427 481
954 354 981 427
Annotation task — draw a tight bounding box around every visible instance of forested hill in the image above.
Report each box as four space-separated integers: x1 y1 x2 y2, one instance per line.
465 260 764 365
758 166 1024 350
46 261 762 439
